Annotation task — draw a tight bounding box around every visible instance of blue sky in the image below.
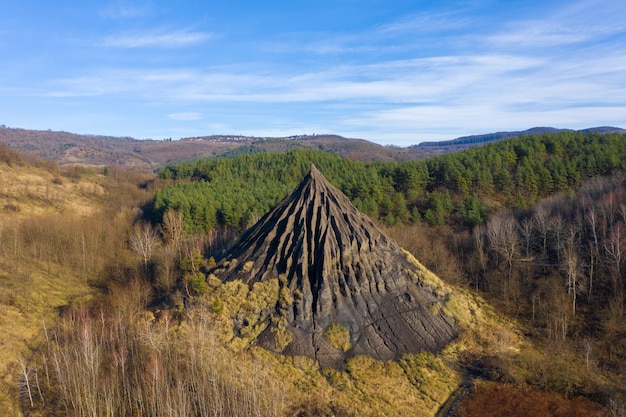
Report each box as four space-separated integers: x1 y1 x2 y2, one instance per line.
0 0 624 146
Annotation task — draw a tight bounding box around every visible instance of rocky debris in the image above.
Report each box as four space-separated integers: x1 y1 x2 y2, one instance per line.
210 164 458 368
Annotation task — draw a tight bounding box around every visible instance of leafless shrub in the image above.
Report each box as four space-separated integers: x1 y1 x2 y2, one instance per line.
28 291 285 417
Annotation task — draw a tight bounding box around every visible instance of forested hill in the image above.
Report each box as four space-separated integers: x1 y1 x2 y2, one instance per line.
3 125 623 169
412 126 626 151
0 126 246 170
153 130 626 233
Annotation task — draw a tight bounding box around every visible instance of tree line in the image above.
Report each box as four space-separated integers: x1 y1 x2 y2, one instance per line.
153 131 626 234
387 175 626 409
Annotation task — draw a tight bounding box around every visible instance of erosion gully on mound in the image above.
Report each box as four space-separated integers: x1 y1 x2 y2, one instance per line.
209 164 458 369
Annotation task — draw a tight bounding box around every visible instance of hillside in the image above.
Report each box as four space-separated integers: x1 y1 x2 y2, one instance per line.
4 124 623 169
0 144 521 417
0 152 104 217
215 134 407 162
0 126 245 171
153 130 626 235
149 131 626 414
0 126 410 168
409 126 626 156
210 165 458 368
19 163 518 417
0 152 100 414
0 146 153 415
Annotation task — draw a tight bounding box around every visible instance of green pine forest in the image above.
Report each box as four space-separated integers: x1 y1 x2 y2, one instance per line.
154 131 626 232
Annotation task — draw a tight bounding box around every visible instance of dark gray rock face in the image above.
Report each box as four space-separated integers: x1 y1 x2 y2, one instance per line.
211 165 457 368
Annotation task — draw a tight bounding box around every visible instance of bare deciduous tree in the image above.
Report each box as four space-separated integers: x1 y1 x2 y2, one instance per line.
532 205 550 258
561 241 581 316
36 300 285 417
518 217 533 258
473 225 487 290
584 203 600 297
487 214 519 274
161 209 186 253
604 223 625 300
129 222 159 272
550 214 567 262
487 213 519 302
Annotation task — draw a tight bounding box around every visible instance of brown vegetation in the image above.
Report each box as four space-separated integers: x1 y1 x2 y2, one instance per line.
0 127 241 171
388 176 626 413
25 291 285 417
456 381 607 417
0 152 155 415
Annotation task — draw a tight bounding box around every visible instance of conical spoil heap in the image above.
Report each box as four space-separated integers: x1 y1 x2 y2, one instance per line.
209 164 458 368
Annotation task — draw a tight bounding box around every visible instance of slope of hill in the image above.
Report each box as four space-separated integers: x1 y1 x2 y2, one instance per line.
409 126 626 157
154 130 626 236
0 126 411 168
2 124 624 168
416 127 564 148
4 140 617 415
0 154 102 414
0 126 245 171
1 147 520 417
210 165 458 368
216 134 406 162
0 151 105 217
0 146 153 415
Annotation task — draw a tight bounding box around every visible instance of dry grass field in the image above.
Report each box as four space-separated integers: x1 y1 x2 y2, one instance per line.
0 148 148 415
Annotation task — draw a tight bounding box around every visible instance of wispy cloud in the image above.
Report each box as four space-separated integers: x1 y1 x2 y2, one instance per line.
488 0 626 49
23 0 626 145
167 112 203 121
261 9 475 58
103 30 212 48
33 52 561 103
489 24 592 48
377 9 476 35
347 102 626 143
100 3 153 19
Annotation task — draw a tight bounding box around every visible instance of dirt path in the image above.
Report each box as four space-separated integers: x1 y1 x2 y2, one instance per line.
434 374 474 417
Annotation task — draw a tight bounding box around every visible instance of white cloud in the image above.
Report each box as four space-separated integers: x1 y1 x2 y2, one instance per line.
167 112 203 121
377 9 475 35
33 0 626 145
488 0 626 50
334 102 626 146
100 3 153 19
42 37 626 120
103 30 212 48
489 24 590 48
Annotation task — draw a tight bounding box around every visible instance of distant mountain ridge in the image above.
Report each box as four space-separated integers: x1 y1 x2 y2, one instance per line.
0 126 246 170
0 124 623 169
414 126 626 148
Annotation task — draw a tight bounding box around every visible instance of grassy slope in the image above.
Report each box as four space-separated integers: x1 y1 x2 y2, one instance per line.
199 250 520 417
0 127 243 170
0 161 106 415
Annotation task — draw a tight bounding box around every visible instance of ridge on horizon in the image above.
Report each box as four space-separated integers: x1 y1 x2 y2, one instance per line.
1 124 624 169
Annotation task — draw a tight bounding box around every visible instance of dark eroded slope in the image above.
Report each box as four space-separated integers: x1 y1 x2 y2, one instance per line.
210 165 458 367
